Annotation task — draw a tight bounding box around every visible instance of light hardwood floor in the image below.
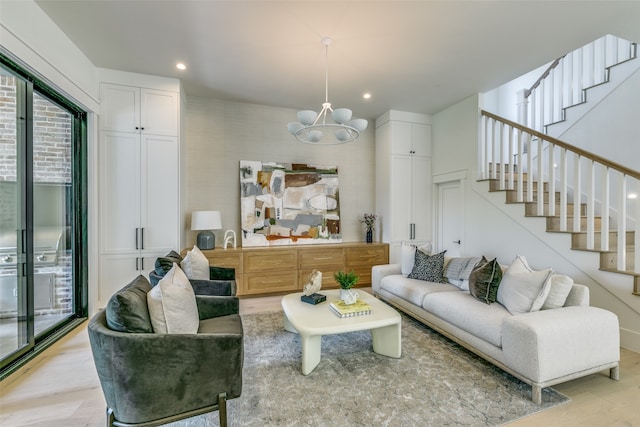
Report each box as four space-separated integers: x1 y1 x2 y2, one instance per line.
1 292 639 427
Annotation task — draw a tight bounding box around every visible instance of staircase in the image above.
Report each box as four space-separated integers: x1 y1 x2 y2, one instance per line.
479 110 640 296
521 34 638 134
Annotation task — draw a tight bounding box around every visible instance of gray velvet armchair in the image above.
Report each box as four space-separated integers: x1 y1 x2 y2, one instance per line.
88 275 243 427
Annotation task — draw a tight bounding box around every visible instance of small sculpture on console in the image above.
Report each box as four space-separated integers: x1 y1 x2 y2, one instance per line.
223 230 237 249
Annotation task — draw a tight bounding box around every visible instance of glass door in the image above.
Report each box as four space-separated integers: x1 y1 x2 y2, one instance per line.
0 56 87 374
32 92 75 336
0 66 29 362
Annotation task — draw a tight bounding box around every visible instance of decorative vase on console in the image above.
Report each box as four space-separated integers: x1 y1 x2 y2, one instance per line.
334 270 360 305
360 213 377 244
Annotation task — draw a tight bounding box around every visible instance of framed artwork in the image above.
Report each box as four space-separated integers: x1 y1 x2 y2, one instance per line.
239 160 341 247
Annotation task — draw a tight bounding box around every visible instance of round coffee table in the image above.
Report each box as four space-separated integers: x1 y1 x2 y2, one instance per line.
281 289 402 375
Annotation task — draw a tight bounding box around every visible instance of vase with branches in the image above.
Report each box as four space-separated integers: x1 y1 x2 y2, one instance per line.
360 213 377 243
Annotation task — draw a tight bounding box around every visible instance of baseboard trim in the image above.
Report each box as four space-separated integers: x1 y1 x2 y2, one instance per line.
620 327 640 353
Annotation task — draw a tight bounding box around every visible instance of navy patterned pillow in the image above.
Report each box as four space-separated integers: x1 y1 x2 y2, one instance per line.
407 250 447 283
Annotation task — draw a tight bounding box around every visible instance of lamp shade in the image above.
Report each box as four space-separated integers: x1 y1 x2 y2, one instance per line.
191 211 222 231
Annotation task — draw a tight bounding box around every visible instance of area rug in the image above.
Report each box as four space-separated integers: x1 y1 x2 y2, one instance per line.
171 311 569 427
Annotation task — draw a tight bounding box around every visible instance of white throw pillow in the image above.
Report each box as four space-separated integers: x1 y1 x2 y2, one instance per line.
400 242 432 276
401 245 416 276
147 263 199 334
497 255 554 315
541 274 574 309
180 245 210 280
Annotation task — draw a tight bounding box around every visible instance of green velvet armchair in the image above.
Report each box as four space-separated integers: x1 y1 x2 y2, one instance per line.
88 275 243 427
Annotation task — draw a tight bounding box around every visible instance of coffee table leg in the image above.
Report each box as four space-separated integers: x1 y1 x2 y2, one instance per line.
301 334 321 375
371 322 401 358
283 313 298 333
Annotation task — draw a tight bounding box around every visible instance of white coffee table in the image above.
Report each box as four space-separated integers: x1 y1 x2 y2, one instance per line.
281 289 402 375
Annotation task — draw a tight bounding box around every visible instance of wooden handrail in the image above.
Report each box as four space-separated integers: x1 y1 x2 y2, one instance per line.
481 110 640 180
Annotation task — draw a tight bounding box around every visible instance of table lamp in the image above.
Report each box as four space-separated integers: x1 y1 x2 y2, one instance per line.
191 211 222 250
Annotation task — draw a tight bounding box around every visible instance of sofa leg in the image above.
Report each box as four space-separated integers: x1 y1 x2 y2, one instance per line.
531 385 542 405
106 407 115 427
610 365 620 381
218 392 228 427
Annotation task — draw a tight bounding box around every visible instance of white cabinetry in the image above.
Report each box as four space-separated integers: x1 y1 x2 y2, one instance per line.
98 81 180 305
375 110 432 263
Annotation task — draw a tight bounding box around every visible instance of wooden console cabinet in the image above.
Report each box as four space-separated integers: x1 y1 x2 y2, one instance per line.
196 243 388 296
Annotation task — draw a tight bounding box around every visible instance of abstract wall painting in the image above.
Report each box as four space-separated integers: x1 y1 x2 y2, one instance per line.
239 160 341 247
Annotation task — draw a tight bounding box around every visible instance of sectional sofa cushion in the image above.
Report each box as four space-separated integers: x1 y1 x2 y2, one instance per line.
147 263 199 334
380 275 460 306
469 257 502 304
497 255 553 315
422 291 512 348
407 250 447 282
105 275 153 333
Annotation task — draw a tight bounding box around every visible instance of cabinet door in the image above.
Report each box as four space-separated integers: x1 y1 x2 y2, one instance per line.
141 89 178 136
391 121 413 155
390 155 413 241
412 123 431 157
98 253 141 307
100 84 139 133
411 156 432 242
99 132 141 253
140 135 179 252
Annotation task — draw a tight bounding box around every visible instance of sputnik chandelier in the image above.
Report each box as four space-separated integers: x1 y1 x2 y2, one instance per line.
287 37 368 144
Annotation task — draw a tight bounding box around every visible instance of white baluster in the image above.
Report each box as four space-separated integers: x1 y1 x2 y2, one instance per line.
586 160 595 250
601 166 610 252
548 144 556 217
517 130 524 203
537 138 544 216
559 148 568 232
573 154 582 232
618 175 627 271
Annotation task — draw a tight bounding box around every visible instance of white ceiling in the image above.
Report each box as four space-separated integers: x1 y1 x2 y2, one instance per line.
35 0 640 120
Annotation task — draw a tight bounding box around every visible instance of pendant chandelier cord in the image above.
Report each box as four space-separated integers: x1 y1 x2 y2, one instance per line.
324 41 329 105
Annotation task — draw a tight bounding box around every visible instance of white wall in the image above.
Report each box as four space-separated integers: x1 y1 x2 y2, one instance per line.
0 0 99 112
432 95 640 352
559 67 640 172
184 96 376 247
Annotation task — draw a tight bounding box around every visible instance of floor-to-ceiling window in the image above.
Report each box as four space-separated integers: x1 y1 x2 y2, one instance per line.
0 55 87 377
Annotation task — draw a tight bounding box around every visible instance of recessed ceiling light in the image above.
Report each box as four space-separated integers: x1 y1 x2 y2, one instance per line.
628 193 638 199
176 62 186 70
363 93 372 100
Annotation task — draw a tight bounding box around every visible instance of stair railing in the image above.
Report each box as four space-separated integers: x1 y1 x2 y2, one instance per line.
520 35 637 133
480 110 639 276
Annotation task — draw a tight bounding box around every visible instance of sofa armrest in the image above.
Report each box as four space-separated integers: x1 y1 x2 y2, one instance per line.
372 264 402 293
209 266 235 280
190 279 237 296
196 295 239 319
502 306 619 383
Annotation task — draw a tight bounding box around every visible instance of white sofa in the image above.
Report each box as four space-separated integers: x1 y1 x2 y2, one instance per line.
372 259 620 404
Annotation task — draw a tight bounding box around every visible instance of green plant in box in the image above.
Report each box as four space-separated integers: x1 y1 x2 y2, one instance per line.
334 270 359 290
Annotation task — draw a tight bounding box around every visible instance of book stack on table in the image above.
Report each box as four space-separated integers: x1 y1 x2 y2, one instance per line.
329 299 372 318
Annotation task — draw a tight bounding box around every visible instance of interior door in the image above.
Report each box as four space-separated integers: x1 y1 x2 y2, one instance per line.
438 180 463 257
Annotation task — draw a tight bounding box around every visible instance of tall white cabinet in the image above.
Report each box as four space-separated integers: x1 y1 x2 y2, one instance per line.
375 110 432 263
98 78 182 307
